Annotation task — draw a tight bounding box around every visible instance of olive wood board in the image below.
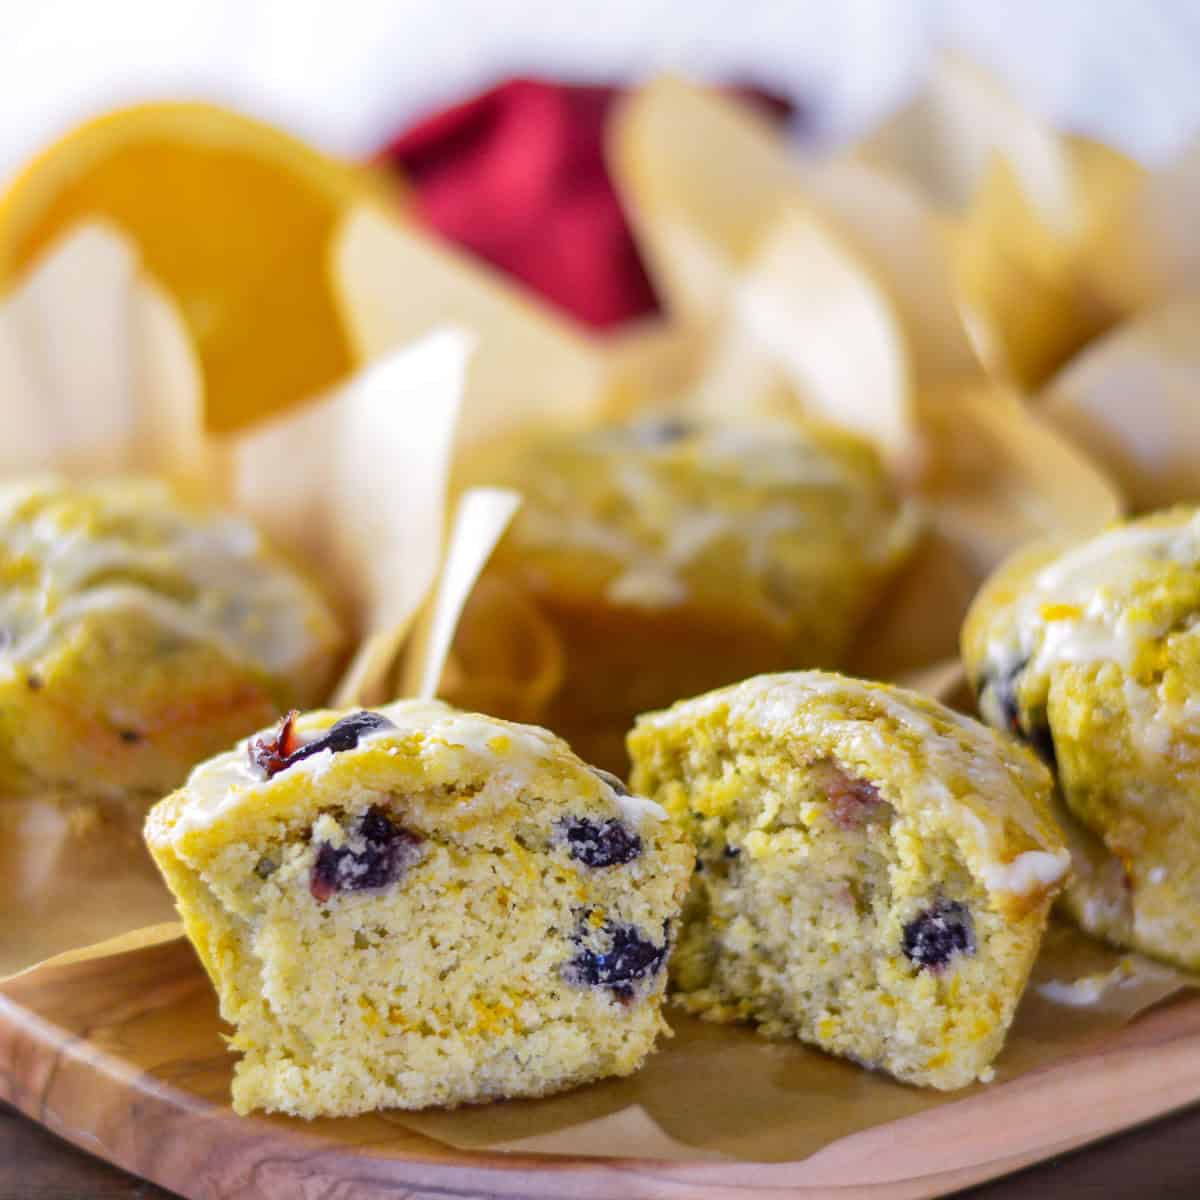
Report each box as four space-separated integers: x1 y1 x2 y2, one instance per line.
2 938 1200 1200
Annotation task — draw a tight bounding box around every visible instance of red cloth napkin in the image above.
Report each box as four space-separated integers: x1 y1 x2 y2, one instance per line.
378 78 793 330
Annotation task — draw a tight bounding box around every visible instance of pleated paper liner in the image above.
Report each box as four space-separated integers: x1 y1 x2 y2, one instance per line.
611 67 1200 456
2 61 1200 1166
1040 298 1200 512
332 207 614 452
0 222 519 978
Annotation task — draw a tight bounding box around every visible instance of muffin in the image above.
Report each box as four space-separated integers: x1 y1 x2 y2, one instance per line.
0 477 341 803
963 507 1200 970
449 417 920 768
145 700 693 1117
628 671 1068 1090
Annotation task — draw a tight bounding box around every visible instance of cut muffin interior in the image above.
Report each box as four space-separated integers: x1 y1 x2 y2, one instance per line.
629 672 1067 1090
146 701 693 1117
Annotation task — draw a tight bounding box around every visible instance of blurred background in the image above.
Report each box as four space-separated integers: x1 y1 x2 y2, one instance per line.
3 0 1200 178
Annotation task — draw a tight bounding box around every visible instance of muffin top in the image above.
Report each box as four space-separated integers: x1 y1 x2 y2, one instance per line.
149 699 672 856
962 507 1200 758
630 670 1067 916
0 476 341 687
460 417 920 629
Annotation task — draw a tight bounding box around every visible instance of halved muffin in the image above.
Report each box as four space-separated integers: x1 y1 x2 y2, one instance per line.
629 671 1068 1089
146 700 693 1116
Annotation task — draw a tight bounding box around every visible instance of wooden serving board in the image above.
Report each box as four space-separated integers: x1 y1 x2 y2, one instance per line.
3 938 1200 1200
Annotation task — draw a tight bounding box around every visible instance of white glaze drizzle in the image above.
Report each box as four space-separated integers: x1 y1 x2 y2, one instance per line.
173 699 665 837
0 479 332 679
510 423 906 612
640 672 1062 900
978 849 1072 895
996 513 1200 678
984 512 1200 755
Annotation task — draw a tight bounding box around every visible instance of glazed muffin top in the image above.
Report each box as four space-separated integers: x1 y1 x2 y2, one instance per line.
146 699 683 931
962 507 1200 759
0 476 342 692
630 670 1068 918
461 417 921 633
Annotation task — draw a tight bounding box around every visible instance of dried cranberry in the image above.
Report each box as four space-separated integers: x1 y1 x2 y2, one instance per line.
250 710 394 779
902 899 976 972
564 915 669 1000
249 711 301 777
561 818 642 868
310 807 423 902
822 763 884 830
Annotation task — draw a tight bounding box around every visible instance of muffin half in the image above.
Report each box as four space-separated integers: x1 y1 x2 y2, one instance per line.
146 700 693 1116
629 671 1067 1089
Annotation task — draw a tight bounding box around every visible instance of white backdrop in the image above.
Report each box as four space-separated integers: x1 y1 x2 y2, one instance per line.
1 0 1198 178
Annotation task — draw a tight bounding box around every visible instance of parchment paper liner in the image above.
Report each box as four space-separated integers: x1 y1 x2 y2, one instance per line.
1040 298 1200 512
612 65 1200 416
0 223 520 977
432 71 1126 718
2 72 1197 1166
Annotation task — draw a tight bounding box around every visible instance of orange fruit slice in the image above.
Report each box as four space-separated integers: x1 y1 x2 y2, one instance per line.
0 102 390 431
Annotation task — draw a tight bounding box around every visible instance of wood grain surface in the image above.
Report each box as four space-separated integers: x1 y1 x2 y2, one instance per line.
6 1097 1200 1200
8 1096 1200 1200
4 939 1200 1200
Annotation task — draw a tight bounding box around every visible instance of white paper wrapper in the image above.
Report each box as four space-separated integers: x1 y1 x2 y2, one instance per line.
333 207 614 449
0 222 489 977
403 487 520 700
1041 298 1200 511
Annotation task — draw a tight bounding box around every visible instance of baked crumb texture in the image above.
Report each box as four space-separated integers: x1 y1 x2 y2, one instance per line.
629 671 1067 1091
145 700 693 1117
963 507 1200 971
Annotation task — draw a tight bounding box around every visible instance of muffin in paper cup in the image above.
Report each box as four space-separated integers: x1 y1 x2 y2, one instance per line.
448 414 920 770
0 219 501 975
